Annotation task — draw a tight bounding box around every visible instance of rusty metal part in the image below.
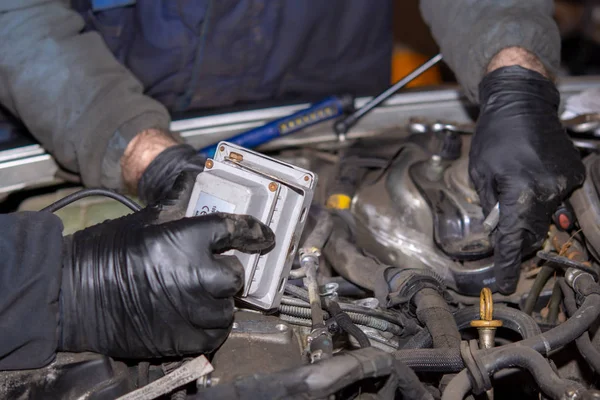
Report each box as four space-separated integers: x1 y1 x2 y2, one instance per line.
549 225 590 266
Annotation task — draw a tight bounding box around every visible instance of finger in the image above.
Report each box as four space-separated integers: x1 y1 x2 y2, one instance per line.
160 170 200 209
492 179 531 294
198 255 245 298
493 225 523 294
192 213 276 254
188 296 236 329
468 161 497 216
174 326 231 356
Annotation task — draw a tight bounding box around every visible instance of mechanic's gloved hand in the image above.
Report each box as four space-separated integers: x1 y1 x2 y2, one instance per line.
59 175 275 358
138 144 205 205
470 66 585 294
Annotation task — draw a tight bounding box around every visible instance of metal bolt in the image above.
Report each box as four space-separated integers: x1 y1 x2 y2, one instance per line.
299 247 321 260
268 182 279 192
275 323 288 332
310 349 324 363
320 282 339 297
353 297 380 309
408 121 428 134
304 175 310 182
196 374 213 389
205 159 214 169
219 145 225 152
432 122 459 133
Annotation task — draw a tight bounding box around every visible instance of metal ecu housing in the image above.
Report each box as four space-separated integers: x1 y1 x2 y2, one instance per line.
185 141 317 310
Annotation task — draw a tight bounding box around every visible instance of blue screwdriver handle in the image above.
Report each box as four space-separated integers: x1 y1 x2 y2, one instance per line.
199 95 354 158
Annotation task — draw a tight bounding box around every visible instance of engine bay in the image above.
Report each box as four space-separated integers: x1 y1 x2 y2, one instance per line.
4 82 600 399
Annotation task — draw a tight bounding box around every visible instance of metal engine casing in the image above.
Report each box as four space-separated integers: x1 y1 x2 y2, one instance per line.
351 133 496 295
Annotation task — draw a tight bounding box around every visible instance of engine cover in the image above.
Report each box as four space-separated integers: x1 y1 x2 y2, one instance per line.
351 132 497 295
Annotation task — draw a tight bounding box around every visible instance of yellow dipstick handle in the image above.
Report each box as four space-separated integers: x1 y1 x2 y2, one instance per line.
470 288 503 328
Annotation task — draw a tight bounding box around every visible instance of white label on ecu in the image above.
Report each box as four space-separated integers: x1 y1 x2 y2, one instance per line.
193 192 236 216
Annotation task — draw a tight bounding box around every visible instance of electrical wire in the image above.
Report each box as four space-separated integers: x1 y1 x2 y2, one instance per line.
40 188 142 213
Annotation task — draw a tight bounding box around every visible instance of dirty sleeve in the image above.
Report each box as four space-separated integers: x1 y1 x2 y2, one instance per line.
0 0 171 190
0 211 64 370
420 0 560 102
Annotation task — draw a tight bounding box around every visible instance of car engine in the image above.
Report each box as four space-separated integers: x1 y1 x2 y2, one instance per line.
4 83 600 400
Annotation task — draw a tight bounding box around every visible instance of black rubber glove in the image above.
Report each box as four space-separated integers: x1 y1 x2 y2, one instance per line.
470 66 585 294
59 172 275 358
138 144 205 205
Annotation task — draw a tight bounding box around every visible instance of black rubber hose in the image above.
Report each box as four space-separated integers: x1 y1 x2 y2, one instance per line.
290 208 334 279
516 292 600 353
547 281 562 325
302 207 334 251
537 251 600 281
321 276 371 298
392 359 435 400
325 300 371 348
394 348 464 373
327 151 372 200
40 188 142 213
194 347 433 400
559 279 600 373
523 265 554 315
397 293 600 374
442 347 581 400
284 283 310 302
403 304 541 349
323 228 378 291
441 370 471 400
454 304 542 338
402 327 436 350
593 327 600 357
413 288 461 349
478 346 580 399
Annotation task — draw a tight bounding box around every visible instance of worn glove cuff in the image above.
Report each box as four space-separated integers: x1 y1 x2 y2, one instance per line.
138 144 204 205
478 65 560 110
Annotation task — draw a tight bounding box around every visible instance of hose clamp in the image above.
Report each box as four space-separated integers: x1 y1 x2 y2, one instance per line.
308 327 330 343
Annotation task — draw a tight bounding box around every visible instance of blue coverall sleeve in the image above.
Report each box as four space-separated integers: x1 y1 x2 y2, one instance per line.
0 1 171 190
0 212 64 370
420 0 560 102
